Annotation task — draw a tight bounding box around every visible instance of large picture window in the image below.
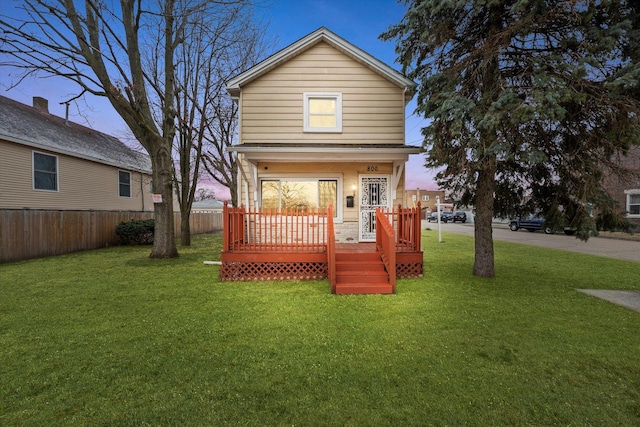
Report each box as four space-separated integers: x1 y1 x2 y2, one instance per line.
119 170 131 197
33 151 58 191
303 92 342 132
261 179 338 215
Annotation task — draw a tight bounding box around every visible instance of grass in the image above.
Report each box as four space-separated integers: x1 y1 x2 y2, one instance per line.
1 231 639 426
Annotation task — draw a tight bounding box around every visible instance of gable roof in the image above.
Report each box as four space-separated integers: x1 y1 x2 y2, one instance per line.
226 27 416 102
0 95 152 174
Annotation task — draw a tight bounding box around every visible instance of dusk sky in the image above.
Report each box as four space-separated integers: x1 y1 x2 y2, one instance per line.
0 0 437 200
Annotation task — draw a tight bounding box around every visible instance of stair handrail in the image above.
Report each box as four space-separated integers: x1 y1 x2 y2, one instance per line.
327 205 336 293
376 207 396 292
414 201 422 252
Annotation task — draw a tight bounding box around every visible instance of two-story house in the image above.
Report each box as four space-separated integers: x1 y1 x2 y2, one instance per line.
220 28 423 292
226 27 420 243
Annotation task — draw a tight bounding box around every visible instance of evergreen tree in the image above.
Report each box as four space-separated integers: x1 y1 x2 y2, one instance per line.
382 0 640 277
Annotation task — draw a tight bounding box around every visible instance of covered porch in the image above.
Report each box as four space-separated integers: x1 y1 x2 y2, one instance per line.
220 202 423 294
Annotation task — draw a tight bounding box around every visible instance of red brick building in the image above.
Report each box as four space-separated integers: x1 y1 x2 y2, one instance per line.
603 146 640 228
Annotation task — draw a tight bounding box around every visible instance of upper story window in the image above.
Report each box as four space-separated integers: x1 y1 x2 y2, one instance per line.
303 92 342 133
626 190 640 217
422 195 430 202
33 151 58 191
119 170 131 197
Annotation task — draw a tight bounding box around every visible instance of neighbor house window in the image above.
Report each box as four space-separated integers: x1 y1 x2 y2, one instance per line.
261 179 338 216
422 195 430 202
303 92 342 132
119 170 131 197
626 190 640 216
33 151 58 191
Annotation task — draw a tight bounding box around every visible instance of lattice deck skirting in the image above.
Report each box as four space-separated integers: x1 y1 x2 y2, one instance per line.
220 250 423 282
396 252 424 278
397 262 423 278
221 262 327 281
220 261 422 281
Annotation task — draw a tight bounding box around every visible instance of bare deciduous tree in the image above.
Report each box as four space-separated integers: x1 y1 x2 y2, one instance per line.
165 2 271 244
0 0 260 256
200 17 271 209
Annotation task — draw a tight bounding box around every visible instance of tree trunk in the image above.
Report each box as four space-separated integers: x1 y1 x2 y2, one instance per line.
150 144 178 258
180 211 191 246
473 161 496 278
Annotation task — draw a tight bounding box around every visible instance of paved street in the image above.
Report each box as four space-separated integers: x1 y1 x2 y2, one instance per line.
433 222 640 263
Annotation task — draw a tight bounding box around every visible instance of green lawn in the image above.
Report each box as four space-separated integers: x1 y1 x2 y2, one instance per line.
1 231 639 426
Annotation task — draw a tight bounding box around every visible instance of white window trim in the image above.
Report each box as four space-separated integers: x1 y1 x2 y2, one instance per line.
32 151 59 192
303 92 342 133
624 189 640 217
119 170 132 198
258 174 343 222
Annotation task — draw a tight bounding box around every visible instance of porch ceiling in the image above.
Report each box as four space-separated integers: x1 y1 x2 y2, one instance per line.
227 143 421 163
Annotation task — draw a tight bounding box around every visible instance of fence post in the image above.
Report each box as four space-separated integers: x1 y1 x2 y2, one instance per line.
415 201 421 251
222 201 230 252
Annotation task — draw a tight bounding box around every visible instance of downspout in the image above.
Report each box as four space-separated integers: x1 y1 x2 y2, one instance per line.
398 86 408 204
252 165 258 205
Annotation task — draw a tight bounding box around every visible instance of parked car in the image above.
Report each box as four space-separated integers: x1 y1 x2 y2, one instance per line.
452 211 467 223
427 212 439 222
509 216 554 234
440 211 454 223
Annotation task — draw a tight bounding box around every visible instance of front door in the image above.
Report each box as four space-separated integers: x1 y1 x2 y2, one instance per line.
359 175 390 241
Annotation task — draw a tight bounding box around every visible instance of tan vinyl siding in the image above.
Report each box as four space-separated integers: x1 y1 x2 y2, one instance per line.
240 42 406 144
0 140 153 211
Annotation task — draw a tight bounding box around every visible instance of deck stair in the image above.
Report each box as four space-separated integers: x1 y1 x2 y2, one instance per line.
334 250 393 294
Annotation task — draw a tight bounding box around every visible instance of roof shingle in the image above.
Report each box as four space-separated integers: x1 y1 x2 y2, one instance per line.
0 95 152 174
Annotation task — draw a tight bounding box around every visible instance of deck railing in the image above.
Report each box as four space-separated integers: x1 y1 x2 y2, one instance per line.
396 202 422 252
222 202 421 255
376 208 396 291
222 202 329 252
380 202 422 252
327 206 336 293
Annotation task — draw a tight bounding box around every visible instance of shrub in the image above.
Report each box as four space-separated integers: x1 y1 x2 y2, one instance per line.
115 219 155 245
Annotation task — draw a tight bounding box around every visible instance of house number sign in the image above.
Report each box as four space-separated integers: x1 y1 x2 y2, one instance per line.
366 165 379 172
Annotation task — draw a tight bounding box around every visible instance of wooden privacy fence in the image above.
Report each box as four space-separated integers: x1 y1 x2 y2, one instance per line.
0 209 223 263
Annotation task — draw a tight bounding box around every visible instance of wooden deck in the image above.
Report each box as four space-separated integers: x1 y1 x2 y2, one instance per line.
220 203 423 293
336 243 376 252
